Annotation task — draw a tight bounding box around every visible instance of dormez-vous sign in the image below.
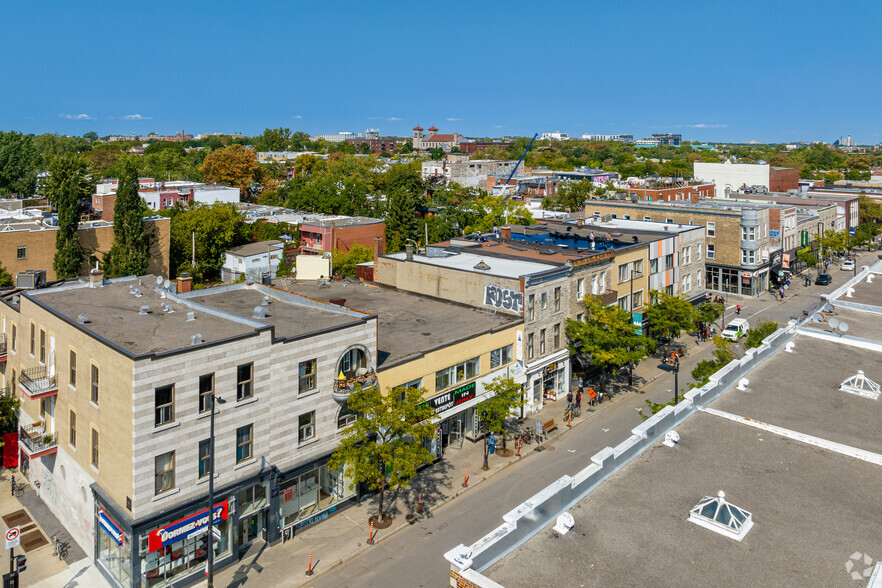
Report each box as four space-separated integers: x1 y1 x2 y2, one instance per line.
148 500 228 552
98 508 124 547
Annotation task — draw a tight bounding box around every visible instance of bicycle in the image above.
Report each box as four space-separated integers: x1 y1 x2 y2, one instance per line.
517 427 534 445
10 479 25 497
53 534 70 560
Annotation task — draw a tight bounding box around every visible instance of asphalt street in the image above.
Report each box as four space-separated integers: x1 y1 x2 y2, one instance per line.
312 275 847 588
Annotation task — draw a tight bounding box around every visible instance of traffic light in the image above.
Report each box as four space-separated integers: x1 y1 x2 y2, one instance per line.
15 555 25 573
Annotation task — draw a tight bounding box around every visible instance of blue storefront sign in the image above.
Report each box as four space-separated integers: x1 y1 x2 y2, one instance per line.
98 507 124 547
632 312 643 335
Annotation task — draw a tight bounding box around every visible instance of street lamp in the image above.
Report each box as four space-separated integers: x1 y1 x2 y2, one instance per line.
673 363 680 406
481 410 489 471
206 394 227 588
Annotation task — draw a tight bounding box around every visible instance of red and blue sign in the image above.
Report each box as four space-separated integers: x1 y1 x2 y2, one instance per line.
148 500 228 553
98 508 124 547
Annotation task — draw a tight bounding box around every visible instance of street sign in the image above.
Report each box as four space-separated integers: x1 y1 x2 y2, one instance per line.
5 527 20 549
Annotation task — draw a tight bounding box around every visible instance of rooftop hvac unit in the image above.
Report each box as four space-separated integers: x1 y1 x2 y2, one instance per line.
190 334 203 345
15 270 46 290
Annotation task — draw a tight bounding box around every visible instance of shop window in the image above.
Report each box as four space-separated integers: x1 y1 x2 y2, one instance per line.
490 345 514 369
91 428 99 468
237 363 253 401
69 410 76 448
236 424 253 463
527 333 534 360
539 329 546 355
299 359 317 393
279 465 355 530
299 412 315 443
91 364 99 405
553 287 561 311
198 439 210 478
435 357 480 391
155 385 174 427
154 451 175 495
198 374 214 414
69 349 76 388
553 324 560 349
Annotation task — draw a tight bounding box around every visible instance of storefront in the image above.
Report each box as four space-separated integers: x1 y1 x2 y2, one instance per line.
278 463 356 540
524 350 570 415
705 265 769 297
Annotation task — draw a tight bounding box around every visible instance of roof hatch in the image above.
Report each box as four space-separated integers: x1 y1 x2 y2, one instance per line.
688 491 753 541
840 370 880 400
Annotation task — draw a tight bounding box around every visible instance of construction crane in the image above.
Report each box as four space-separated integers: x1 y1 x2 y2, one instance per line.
497 133 538 201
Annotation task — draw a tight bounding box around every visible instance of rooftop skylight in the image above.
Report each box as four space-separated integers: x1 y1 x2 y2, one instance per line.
840 371 880 400
688 491 754 541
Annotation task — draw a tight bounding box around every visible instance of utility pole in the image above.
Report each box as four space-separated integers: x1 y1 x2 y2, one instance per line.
191 230 196 268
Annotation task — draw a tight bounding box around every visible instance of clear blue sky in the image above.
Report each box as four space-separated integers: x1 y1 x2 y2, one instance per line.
2 0 879 144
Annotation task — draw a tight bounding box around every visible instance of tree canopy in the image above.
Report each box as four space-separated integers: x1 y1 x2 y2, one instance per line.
162 202 250 281
44 153 94 278
199 144 259 196
104 158 151 277
0 131 39 197
645 290 696 347
332 244 374 278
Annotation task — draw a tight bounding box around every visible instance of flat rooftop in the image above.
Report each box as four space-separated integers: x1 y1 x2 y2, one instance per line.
835 273 882 307
801 306 878 341
275 279 520 369
489 411 882 587
383 250 558 279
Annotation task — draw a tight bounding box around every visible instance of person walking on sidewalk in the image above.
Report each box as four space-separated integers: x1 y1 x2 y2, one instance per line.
779 286 784 299
566 390 574 410
575 390 582 411
488 431 496 455
736 304 741 315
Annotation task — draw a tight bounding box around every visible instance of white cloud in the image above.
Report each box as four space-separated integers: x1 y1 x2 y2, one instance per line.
386 117 401 121
446 117 462 121
494 125 504 128
366 116 380 120
293 115 303 119
58 113 94 120
688 123 727 129
122 113 152 120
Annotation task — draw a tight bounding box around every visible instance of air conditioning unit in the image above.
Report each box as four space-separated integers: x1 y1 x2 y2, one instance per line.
15 270 46 289
301 425 314 440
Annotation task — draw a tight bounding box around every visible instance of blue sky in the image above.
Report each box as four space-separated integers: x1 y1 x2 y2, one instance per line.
1 0 879 143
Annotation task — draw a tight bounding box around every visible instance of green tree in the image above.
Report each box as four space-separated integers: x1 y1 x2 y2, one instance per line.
385 188 420 252
44 153 93 278
551 179 593 212
255 127 292 152
476 376 525 452
104 159 151 278
383 162 424 196
199 144 259 196
163 203 250 282
0 131 39 197
689 336 735 389
744 319 779 349
797 250 819 275
0 394 21 435
859 194 881 225
428 147 445 160
275 254 292 277
566 298 650 395
331 244 374 278
694 301 724 333
645 290 696 352
0 262 12 287
398 141 414 154
328 385 436 519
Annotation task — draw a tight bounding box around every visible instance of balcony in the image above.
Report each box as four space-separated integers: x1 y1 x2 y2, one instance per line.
19 422 58 458
19 366 58 399
0 333 6 361
332 368 377 402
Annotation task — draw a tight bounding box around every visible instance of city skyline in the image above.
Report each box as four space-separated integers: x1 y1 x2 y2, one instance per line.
1 0 880 143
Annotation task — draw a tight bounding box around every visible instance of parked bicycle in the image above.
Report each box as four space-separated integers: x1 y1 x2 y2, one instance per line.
10 476 24 497
52 534 70 560
517 427 534 445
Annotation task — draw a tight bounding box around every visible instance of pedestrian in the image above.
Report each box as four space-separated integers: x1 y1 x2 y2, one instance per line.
779 287 784 299
674 354 680 368
566 389 574 409
804 277 809 287
808 276 812 286
628 361 633 386
576 390 582 410
577 377 584 395
736 304 741 315
488 431 496 455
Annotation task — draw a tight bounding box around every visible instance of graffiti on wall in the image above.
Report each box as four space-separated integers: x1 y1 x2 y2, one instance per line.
484 285 524 313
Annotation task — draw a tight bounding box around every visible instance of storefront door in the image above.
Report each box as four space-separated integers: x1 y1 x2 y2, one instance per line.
448 416 464 450
237 511 263 546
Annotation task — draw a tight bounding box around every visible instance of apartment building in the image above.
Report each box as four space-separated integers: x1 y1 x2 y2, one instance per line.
421 153 519 189
221 240 285 282
297 217 386 256
93 180 239 220
694 161 799 197
2 275 377 587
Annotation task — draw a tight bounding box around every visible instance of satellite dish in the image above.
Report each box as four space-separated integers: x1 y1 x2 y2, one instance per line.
828 318 839 329
823 304 835 313
839 323 849 333
812 314 823 323
164 279 171 289
155 276 163 286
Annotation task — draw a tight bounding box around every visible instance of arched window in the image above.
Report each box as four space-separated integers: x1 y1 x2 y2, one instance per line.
337 347 368 379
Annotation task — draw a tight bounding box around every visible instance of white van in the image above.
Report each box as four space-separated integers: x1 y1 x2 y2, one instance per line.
722 318 750 341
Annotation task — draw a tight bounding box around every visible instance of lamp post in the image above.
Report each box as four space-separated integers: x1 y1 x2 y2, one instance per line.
673 364 680 406
481 410 489 471
206 394 226 588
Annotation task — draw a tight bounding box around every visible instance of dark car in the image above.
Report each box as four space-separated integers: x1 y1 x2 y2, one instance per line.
815 274 832 285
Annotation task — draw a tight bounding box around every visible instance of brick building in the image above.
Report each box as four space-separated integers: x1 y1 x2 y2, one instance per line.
622 182 715 203
298 217 386 256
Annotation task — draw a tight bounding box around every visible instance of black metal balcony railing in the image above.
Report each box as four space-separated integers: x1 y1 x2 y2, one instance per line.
19 424 57 456
19 366 57 396
333 369 377 401
0 385 10 398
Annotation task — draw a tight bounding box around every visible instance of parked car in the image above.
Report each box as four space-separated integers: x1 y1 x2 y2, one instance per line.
841 260 855 271
721 318 750 341
815 274 832 285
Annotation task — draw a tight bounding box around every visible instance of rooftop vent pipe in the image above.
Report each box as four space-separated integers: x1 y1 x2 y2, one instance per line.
139 305 150 315
190 334 203 345
186 311 196 322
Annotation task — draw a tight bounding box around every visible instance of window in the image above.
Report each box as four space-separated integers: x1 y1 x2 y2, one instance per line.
553 287 561 311
91 364 99 405
198 439 211 478
610 214 617 219
29 323 34 355
527 294 535 320
155 385 174 426
617 264 629 283
741 249 757 265
665 284 674 295
632 290 644 310
236 425 253 463
707 244 715 259
553 323 560 349
298 359 316 393
697 269 702 285
741 226 756 241
435 357 480 391
39 329 45 364
337 404 357 428
707 222 715 237
527 333 534 360
199 374 214 413
154 451 175 495
624 214 631 220
593 211 600 217
682 247 691 264
634 259 643 275
91 428 99 468
10 324 15 352
617 296 628 311
490 345 514 369
697 246 702 262
16 246 26 260
666 218 674 224
299 411 315 442
577 313 584 322
237 363 253 401
643 216 652 221
577 278 584 299
539 329 546 355
540 292 547 310
665 254 674 270
69 349 76 388
69 410 76 448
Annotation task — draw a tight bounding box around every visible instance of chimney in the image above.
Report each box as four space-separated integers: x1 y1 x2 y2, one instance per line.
89 268 104 288
500 227 512 242
373 236 382 266
577 218 584 227
405 244 414 261
177 274 192 293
